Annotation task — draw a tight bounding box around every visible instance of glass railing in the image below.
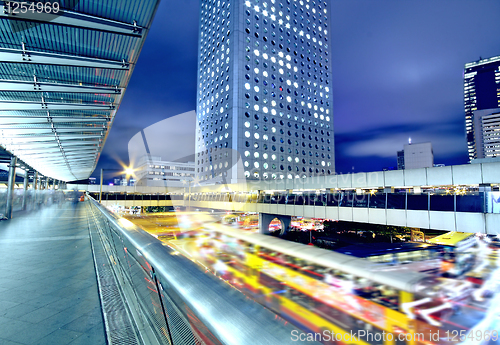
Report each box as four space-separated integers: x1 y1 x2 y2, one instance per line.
86 196 311 345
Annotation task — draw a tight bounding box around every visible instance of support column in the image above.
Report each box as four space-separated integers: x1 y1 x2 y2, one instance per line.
5 156 17 219
258 212 291 235
22 169 29 210
33 171 38 208
34 172 38 190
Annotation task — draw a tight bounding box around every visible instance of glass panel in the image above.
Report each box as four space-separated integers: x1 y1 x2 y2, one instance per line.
339 192 353 207
430 194 454 211
456 193 483 213
257 194 264 203
277 193 287 204
352 193 368 208
407 194 428 211
263 194 272 203
369 192 386 209
286 194 297 205
304 193 314 206
326 192 340 206
387 193 405 209
316 193 327 206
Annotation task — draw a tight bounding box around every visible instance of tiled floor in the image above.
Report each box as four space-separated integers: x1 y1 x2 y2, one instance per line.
0 202 106 345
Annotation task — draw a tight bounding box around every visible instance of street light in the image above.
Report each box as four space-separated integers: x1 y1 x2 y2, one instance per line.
99 165 135 203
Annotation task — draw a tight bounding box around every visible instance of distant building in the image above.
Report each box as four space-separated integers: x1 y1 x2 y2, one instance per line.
397 142 434 169
113 175 129 186
120 176 128 186
464 56 500 161
397 150 405 170
135 155 195 187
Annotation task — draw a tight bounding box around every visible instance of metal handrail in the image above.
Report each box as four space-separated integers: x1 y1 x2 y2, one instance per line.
88 197 315 345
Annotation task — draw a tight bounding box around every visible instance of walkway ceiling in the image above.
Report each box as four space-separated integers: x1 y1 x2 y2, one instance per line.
0 0 160 181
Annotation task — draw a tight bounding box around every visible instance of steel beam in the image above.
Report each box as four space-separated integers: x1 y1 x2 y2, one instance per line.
0 115 109 122
29 152 96 160
0 48 130 70
36 157 95 163
13 147 98 154
0 127 106 132
5 139 101 146
0 3 144 37
5 156 17 219
2 134 103 140
0 80 122 94
0 100 115 111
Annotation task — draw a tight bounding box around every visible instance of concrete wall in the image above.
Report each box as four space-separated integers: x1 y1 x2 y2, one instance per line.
71 161 500 194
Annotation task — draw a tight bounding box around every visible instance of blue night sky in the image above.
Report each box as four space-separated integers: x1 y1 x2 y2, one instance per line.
92 0 500 179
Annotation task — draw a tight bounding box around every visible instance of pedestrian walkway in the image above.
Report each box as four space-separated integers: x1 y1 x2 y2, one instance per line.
0 202 106 345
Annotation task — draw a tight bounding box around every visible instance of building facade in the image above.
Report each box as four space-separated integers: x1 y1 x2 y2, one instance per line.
464 55 500 161
397 150 405 170
401 142 434 170
195 0 334 183
473 108 500 159
135 155 195 187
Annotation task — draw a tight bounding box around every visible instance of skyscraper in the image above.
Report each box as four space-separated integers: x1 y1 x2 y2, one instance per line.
195 0 334 183
464 55 500 161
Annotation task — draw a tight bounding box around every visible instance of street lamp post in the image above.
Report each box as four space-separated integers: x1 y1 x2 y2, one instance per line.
99 168 103 203
99 167 135 204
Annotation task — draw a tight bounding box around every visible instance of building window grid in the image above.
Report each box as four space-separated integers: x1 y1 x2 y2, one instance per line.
197 0 333 180
241 0 331 178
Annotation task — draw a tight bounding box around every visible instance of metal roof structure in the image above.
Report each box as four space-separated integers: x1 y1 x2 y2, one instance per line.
0 0 160 181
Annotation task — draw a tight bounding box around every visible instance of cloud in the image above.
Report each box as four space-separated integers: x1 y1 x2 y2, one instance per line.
335 119 468 172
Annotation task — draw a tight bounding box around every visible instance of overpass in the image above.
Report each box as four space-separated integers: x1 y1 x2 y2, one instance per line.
77 161 500 234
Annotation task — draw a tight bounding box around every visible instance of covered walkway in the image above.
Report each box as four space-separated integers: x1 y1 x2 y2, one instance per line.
0 202 106 345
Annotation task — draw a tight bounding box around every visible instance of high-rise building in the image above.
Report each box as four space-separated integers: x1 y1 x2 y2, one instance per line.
464 55 500 161
397 150 405 170
195 0 334 183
